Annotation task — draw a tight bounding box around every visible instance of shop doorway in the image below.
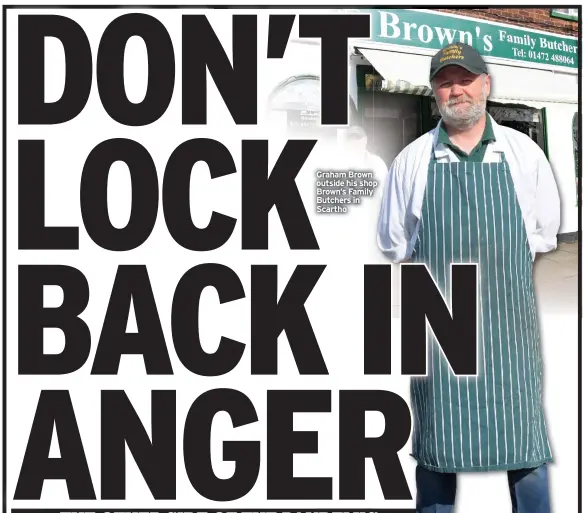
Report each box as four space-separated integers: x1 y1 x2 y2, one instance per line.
354 65 424 169
358 91 422 169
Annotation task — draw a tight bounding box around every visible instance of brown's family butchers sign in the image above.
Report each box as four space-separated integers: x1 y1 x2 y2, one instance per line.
347 8 577 69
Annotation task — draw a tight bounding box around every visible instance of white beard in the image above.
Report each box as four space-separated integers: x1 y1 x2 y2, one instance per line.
437 81 488 130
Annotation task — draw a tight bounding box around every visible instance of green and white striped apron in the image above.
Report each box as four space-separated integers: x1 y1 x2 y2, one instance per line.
409 150 553 473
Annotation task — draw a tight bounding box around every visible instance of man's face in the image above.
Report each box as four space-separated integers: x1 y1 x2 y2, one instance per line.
433 66 490 128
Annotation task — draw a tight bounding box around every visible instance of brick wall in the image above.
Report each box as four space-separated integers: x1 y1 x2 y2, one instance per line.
434 8 578 37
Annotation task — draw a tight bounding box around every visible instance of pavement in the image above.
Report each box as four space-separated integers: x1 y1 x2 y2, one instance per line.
391 241 579 317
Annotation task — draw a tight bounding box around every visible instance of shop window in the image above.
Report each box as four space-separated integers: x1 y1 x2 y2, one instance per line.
487 103 547 154
267 75 336 140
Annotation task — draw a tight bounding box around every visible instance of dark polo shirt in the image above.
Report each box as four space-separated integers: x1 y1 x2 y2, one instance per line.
437 115 496 162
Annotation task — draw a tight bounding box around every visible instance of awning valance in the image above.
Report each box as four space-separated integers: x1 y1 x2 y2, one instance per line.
358 47 433 96
356 45 578 105
364 73 433 96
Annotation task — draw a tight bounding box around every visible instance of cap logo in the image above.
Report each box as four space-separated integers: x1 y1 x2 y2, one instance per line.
440 44 464 63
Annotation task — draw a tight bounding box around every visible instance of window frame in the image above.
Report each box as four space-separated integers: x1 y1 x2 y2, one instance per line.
549 8 578 22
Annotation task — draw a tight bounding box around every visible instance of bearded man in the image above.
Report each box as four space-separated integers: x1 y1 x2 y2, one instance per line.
376 43 561 513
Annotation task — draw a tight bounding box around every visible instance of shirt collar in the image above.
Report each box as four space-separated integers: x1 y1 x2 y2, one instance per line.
433 113 502 160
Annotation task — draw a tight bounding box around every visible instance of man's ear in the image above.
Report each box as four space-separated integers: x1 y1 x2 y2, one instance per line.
484 74 492 97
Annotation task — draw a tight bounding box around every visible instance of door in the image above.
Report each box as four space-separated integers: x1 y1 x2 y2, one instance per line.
358 90 422 168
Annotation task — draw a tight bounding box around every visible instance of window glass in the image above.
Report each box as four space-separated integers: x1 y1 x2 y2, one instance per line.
487 103 546 152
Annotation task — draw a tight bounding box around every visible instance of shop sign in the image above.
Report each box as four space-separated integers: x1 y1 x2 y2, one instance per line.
348 9 578 70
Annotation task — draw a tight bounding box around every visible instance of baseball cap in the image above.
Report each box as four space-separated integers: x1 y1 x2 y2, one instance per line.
429 42 488 81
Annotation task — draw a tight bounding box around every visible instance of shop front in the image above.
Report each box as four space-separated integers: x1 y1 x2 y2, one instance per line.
345 8 578 239
264 8 578 239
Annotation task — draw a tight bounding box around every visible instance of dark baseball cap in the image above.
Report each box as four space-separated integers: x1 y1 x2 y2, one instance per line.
429 42 488 81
